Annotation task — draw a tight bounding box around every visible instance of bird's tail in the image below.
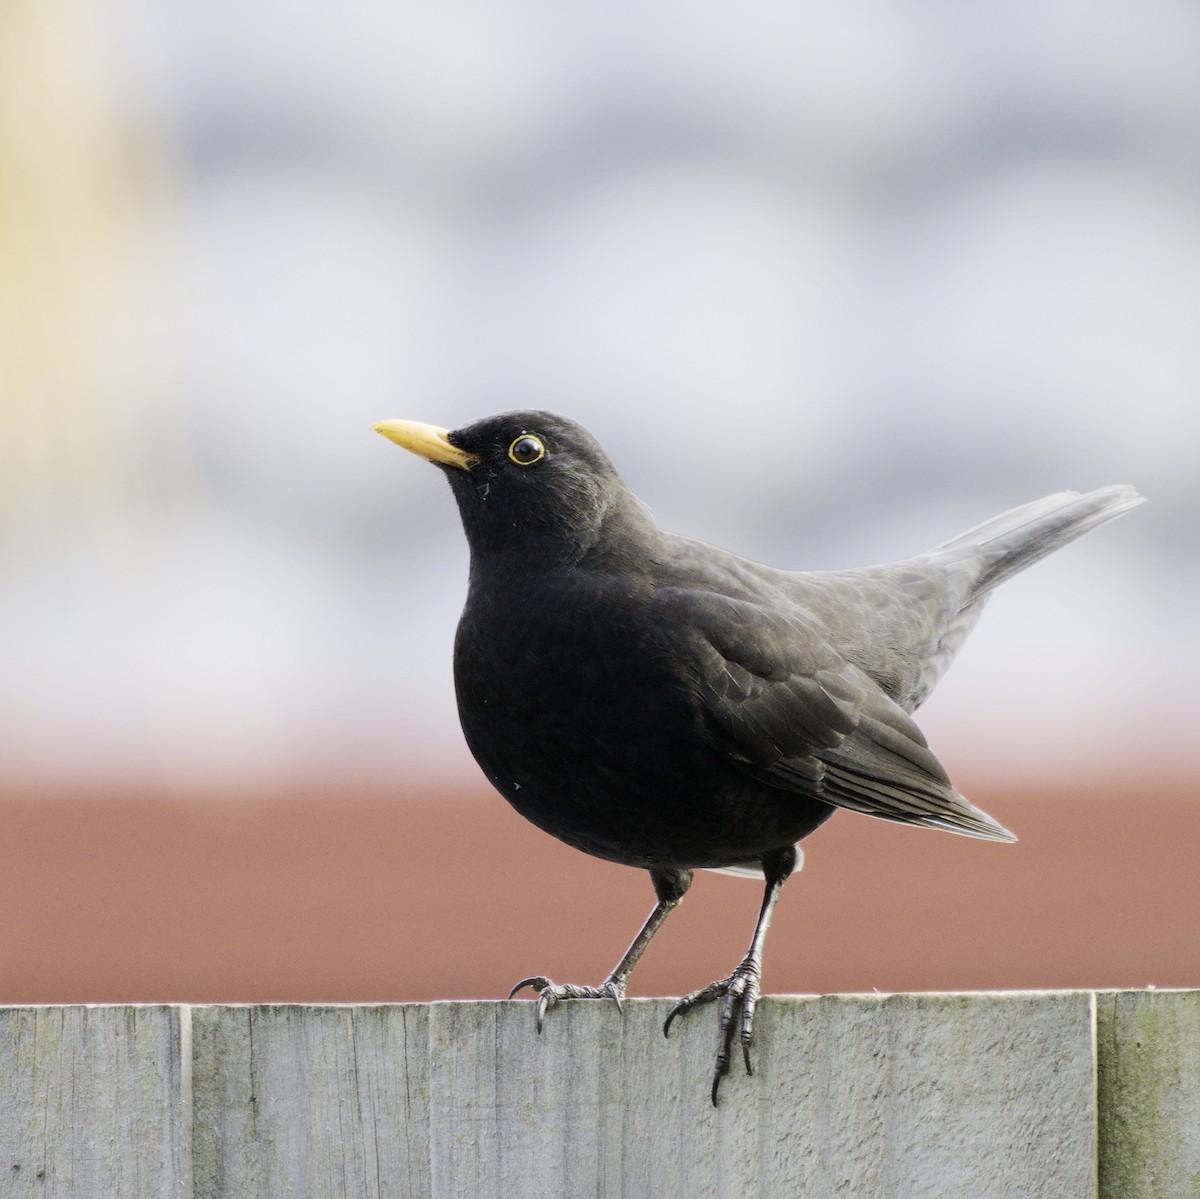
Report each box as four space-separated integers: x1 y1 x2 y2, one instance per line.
926 484 1145 600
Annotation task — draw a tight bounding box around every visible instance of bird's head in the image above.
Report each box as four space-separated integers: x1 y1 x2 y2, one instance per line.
373 410 652 566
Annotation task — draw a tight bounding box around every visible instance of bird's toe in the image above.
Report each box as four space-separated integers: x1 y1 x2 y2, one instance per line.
509 975 628 1033
663 961 763 1105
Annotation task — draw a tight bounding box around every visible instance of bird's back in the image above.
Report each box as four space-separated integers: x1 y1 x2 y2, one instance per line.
767 484 1143 711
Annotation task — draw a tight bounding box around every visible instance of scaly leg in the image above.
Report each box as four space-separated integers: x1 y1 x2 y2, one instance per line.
511 867 693 1028
664 845 797 1105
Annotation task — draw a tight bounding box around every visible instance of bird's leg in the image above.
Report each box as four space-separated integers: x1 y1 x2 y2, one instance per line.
664 846 797 1105
510 867 692 1030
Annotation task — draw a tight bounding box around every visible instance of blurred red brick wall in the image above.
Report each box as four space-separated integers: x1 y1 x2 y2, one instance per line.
1 771 1196 1004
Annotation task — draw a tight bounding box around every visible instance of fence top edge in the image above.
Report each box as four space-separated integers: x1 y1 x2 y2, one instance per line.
2 989 1195 1016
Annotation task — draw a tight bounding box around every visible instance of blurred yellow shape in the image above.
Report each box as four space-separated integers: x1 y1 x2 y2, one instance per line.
0 0 175 543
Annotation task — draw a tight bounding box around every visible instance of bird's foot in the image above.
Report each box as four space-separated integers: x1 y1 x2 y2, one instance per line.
509 975 626 1031
663 958 761 1106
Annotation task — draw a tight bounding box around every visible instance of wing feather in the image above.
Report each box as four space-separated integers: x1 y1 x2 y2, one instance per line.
656 587 1015 843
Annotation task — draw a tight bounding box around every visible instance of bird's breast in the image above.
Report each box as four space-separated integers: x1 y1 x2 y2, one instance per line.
450 576 832 868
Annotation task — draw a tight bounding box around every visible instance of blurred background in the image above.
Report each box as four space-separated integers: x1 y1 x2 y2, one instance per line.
1 0 1196 1004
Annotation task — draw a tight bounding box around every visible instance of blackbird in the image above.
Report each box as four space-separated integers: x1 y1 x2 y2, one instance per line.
374 410 1142 1103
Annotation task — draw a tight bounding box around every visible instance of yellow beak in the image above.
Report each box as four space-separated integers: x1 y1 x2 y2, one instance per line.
372 420 478 470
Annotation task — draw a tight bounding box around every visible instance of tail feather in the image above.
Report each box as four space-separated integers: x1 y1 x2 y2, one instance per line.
927 484 1145 600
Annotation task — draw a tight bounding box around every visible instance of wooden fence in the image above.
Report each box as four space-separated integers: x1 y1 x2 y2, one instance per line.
1 991 1196 1197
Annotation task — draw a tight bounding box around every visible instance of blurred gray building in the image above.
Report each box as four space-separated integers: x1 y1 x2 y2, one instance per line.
2 0 1196 797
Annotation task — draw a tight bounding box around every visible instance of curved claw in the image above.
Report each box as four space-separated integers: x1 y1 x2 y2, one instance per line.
663 1002 681 1039
663 979 723 1039
509 975 552 1000
534 989 556 1032
603 981 625 1016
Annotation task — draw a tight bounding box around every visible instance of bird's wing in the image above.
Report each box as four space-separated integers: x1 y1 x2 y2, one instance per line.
655 588 1015 843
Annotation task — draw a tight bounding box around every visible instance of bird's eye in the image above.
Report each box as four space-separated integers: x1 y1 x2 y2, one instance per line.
508 435 545 466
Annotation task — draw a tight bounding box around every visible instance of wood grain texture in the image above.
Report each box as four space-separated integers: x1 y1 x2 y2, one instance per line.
0 1005 187 1198
3 993 1197 1197
190 1004 430 1199
427 993 1096 1199
1097 989 1200 1199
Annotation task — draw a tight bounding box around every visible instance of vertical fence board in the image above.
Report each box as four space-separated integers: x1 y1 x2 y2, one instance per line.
1097 989 1200 1199
3 991 1196 1196
0 1005 187 1199
428 992 1096 1199
190 1004 430 1199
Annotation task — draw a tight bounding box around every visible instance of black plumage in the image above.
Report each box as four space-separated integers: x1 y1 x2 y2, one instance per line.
374 410 1143 1103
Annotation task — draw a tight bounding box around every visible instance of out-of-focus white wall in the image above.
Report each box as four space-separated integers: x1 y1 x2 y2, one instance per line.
2 0 1196 794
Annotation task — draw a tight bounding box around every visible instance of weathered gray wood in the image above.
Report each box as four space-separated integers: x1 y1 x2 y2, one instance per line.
1097 989 1200 1199
428 992 1097 1199
4 992 1197 1196
189 1004 430 1199
0 1005 188 1199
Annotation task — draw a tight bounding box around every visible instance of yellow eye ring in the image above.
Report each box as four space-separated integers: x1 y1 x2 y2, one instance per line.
508 434 545 466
